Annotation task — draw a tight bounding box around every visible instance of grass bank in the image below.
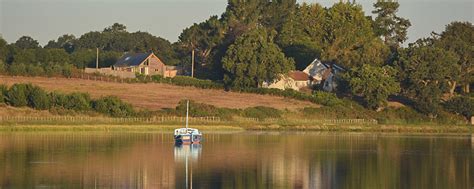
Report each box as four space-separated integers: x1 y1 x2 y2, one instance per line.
0 123 471 133
243 124 472 133
0 124 244 132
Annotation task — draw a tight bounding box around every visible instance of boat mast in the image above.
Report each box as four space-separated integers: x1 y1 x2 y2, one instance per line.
186 100 189 129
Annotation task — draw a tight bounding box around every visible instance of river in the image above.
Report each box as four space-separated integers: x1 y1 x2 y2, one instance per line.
0 132 471 189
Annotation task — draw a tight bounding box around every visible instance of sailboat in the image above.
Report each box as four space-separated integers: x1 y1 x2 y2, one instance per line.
174 100 203 144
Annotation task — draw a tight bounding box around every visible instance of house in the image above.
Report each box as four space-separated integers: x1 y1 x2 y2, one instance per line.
262 71 311 91
303 59 345 92
113 52 168 76
262 59 345 92
85 52 179 78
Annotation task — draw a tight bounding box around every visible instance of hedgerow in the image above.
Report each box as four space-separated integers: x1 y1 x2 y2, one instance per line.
2 83 135 117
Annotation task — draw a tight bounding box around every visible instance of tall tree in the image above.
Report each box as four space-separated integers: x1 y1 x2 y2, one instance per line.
396 42 460 116
103 23 127 33
14 36 40 49
177 16 226 77
435 21 473 94
0 37 8 62
372 0 411 49
222 28 294 89
0 37 6 73
346 64 400 110
277 3 326 70
260 0 296 31
45 34 76 53
323 3 386 68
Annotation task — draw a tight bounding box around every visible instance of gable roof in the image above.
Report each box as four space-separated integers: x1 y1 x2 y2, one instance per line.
114 52 153 67
288 71 309 81
303 58 346 79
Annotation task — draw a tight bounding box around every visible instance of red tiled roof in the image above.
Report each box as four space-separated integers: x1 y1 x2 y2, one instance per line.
288 71 309 81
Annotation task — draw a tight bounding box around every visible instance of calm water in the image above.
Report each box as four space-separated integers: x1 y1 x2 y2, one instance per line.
0 132 472 189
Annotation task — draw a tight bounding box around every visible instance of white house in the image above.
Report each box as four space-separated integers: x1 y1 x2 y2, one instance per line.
262 59 345 92
262 71 310 91
303 59 345 92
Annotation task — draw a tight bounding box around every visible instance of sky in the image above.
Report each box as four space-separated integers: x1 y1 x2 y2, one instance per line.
0 0 473 46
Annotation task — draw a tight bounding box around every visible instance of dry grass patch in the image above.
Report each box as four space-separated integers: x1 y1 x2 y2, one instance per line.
0 76 318 110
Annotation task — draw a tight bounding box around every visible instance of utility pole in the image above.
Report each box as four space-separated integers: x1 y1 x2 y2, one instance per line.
191 49 195 78
96 48 99 70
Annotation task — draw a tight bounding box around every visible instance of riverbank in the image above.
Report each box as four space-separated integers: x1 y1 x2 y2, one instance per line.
0 124 245 132
0 123 471 133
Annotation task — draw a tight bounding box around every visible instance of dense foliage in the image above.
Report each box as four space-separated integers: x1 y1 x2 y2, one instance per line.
434 22 473 94
175 100 280 120
93 96 135 117
1 84 135 117
372 1 411 49
346 64 400 110
396 42 460 116
0 85 7 104
443 96 473 120
222 28 294 89
149 75 224 89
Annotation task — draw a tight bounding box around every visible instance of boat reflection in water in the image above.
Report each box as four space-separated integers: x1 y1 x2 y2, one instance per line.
174 143 202 189
174 143 202 161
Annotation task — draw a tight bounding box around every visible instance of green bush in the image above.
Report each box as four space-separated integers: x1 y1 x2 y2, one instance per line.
375 107 428 124
0 60 6 74
0 84 7 104
243 106 281 119
6 83 29 107
435 110 466 125
93 96 135 117
49 91 68 107
25 64 45 76
27 85 51 110
312 91 344 106
172 76 224 89
8 63 27 75
444 96 473 120
175 100 240 120
151 75 224 89
413 100 441 118
175 100 237 119
61 64 73 77
302 105 374 119
64 93 91 111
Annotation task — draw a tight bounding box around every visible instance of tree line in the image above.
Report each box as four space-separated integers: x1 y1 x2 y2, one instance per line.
0 1 472 120
0 23 179 77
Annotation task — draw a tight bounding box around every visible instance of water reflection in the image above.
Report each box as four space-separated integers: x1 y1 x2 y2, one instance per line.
0 132 471 189
174 144 202 162
174 144 202 189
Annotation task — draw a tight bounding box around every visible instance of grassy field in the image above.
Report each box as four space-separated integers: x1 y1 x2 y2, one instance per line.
0 75 318 110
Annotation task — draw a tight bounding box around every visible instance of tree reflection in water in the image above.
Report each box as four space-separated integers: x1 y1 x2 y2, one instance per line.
0 132 471 189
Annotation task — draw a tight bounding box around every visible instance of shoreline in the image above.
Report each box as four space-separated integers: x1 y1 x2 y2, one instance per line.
0 124 471 133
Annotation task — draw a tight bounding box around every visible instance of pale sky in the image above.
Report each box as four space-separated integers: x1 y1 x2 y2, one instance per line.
1 0 473 45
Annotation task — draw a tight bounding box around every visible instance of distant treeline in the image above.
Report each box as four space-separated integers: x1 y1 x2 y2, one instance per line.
0 1 472 120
